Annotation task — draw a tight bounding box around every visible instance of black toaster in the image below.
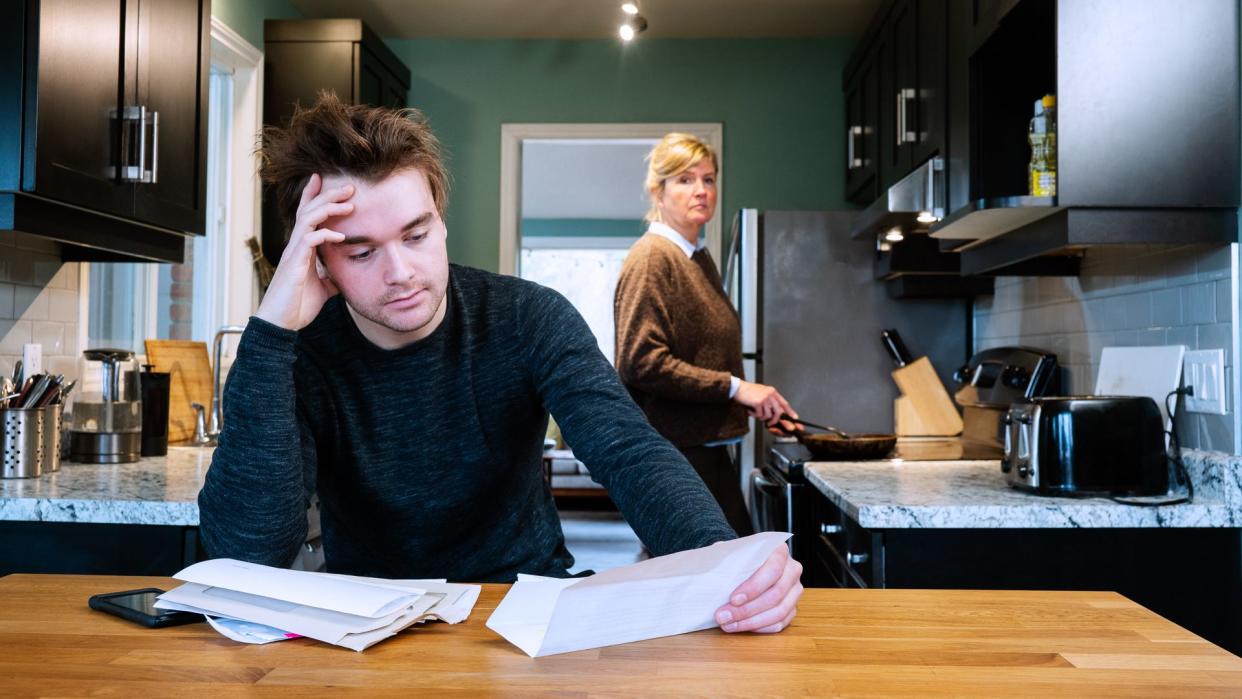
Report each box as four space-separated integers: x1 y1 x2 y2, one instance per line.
1002 396 1169 496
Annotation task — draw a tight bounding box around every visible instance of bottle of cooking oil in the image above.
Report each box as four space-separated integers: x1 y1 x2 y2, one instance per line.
1028 94 1057 197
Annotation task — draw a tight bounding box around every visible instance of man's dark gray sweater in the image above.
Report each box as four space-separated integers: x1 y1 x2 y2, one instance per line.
198 264 736 582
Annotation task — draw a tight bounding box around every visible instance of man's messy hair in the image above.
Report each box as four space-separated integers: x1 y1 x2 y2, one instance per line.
258 91 450 238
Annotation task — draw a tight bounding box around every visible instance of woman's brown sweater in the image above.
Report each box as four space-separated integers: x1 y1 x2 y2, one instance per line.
614 234 749 448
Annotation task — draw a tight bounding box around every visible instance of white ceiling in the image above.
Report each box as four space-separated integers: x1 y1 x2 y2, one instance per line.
521 141 655 219
289 0 878 39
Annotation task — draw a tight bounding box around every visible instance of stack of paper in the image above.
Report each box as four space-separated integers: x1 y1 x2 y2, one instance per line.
155 559 480 651
487 531 791 657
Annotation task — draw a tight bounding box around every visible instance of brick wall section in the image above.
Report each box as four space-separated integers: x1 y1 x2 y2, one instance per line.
168 243 194 340
0 232 81 384
973 244 1235 452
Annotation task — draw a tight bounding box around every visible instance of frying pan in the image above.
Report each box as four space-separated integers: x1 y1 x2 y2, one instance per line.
778 414 897 460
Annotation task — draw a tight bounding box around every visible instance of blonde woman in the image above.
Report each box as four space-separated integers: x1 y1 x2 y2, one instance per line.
614 133 796 536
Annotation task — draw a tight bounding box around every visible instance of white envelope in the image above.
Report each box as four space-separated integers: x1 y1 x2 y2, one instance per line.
486 531 791 657
157 582 419 645
172 558 423 618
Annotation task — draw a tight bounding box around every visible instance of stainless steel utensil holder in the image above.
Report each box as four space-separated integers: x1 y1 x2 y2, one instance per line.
1 408 45 479
43 403 62 472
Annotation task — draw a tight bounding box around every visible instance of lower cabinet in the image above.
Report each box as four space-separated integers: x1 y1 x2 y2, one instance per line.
0 521 201 576
806 493 1242 654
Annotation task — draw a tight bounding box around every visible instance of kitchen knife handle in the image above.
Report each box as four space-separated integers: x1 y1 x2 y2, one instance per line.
881 329 912 368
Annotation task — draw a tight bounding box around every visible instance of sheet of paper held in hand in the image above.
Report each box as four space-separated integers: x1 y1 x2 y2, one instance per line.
486 531 792 657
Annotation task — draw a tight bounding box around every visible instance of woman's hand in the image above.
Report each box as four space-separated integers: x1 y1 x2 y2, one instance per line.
715 544 804 633
255 173 354 331
733 380 795 427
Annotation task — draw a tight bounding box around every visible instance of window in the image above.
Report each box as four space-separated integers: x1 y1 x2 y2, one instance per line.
85 19 262 359
516 140 653 362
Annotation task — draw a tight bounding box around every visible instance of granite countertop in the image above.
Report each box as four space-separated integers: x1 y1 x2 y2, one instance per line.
804 449 1242 529
0 447 214 525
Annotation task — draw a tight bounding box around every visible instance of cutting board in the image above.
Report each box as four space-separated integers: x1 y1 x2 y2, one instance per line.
1095 345 1185 435
144 339 213 444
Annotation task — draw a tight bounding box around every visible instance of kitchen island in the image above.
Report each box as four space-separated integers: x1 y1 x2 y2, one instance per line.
2 574 1240 696
800 449 1242 655
0 446 328 577
0 446 213 525
0 447 214 577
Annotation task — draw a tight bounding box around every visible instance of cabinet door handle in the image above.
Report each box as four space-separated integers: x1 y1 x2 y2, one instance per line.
847 552 869 565
147 110 159 184
820 523 843 535
847 126 864 169
896 88 916 145
114 105 147 182
896 90 904 147
134 105 147 182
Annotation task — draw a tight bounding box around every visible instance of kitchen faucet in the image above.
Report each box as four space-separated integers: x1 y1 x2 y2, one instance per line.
191 325 246 445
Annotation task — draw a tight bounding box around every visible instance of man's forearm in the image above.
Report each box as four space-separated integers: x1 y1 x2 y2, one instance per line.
197 318 312 566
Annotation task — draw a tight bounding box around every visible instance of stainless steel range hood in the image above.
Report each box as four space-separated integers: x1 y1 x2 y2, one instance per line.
848 157 945 241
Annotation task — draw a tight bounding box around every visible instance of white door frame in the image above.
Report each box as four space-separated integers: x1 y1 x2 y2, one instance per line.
498 123 724 276
205 17 264 339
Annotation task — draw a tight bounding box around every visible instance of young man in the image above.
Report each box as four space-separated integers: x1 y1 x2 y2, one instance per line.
198 93 802 634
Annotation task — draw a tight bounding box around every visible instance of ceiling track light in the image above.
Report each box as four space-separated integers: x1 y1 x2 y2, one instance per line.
619 3 647 41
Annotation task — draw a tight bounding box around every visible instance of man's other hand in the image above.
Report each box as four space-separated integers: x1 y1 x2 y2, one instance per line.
714 544 803 633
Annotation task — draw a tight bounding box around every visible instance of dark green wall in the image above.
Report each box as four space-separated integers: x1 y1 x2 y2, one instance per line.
522 218 644 239
385 38 854 271
212 0 301 50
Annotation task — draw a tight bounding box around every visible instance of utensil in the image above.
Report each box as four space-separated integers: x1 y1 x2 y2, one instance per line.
33 375 64 408
58 379 78 404
19 375 51 408
777 413 896 460
881 329 913 368
12 376 35 408
11 359 22 391
779 413 853 439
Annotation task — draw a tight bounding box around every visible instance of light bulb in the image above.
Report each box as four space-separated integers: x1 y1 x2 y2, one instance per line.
916 211 937 224
621 2 639 14
619 24 635 41
884 227 904 242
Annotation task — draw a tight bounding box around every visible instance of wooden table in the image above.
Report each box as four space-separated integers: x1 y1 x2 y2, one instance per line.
2 574 1241 696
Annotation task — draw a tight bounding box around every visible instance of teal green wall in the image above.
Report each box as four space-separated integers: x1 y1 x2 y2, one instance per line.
385 39 854 271
522 218 644 239
211 0 301 50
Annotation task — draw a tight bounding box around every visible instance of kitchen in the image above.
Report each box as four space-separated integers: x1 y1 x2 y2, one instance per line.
2 0 1242 693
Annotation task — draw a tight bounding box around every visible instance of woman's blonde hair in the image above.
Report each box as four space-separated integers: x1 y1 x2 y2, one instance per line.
644 133 718 223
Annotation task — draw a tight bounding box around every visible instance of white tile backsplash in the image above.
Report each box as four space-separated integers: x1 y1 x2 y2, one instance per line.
0 233 81 384
974 244 1236 453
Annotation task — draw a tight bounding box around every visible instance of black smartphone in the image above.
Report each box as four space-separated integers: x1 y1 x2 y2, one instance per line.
87 588 203 628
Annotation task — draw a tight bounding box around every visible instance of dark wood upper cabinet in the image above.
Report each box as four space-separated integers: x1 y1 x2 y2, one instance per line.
912 0 946 166
935 0 1239 274
844 44 880 204
260 19 412 264
0 0 209 263
132 0 210 234
26 0 131 220
845 0 948 205
1057 0 1238 208
850 0 1239 276
879 0 916 189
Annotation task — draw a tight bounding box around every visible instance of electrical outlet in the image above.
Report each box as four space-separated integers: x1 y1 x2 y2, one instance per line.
1184 349 1227 415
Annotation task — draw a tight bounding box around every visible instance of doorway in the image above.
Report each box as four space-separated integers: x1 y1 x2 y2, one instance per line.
499 123 723 364
500 124 722 571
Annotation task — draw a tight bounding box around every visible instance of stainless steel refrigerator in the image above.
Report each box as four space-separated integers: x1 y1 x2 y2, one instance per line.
723 209 970 488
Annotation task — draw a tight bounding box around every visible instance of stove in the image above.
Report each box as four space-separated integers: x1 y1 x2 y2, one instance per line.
752 345 1058 583
765 437 1001 483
